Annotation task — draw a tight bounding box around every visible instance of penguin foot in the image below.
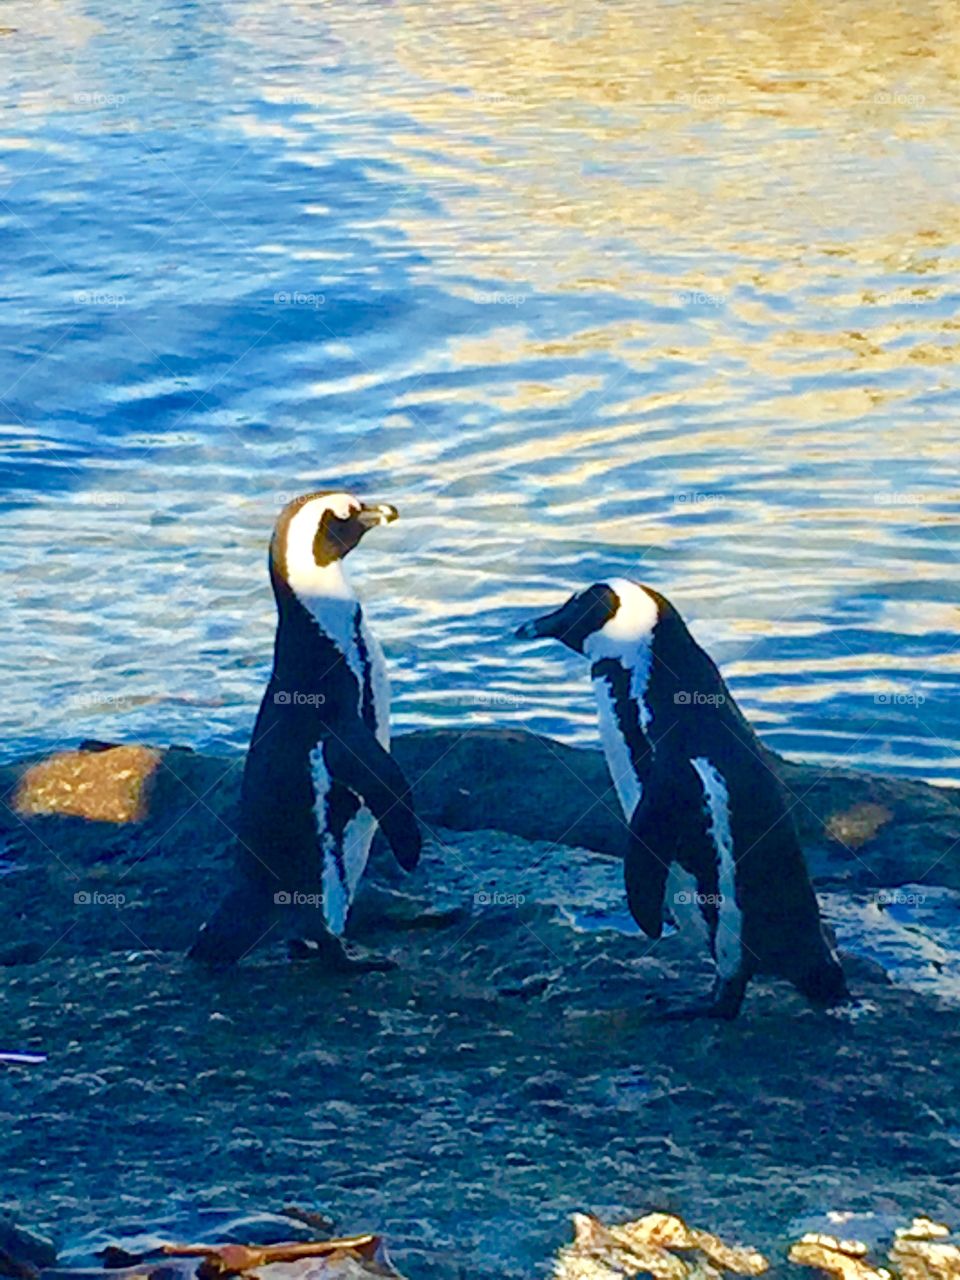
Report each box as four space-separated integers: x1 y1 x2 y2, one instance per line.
288 937 398 973
651 974 747 1021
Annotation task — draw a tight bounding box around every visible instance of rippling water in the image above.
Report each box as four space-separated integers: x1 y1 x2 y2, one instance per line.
1 0 959 781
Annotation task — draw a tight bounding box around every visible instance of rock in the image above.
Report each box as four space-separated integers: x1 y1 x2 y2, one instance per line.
0 1218 57 1276
890 1236 960 1280
11 746 161 823
553 1212 768 1280
3 729 956 890
789 1221 960 1280
789 1234 889 1280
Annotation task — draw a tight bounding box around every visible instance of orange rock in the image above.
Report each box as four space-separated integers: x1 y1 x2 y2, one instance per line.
13 745 161 823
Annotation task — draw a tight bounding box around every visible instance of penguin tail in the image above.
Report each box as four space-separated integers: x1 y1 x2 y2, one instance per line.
188 886 276 969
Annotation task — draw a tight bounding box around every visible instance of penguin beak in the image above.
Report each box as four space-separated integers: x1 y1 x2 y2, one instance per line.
515 606 566 641
356 502 398 529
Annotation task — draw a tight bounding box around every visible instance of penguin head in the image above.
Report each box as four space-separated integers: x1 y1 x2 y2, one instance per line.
516 578 659 658
270 490 398 591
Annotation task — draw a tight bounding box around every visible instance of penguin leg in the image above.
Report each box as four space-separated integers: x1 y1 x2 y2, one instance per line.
652 886 750 1020
708 969 749 1019
790 947 850 1009
188 882 279 968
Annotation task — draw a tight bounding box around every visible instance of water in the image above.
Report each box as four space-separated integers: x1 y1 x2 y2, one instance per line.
1 0 959 784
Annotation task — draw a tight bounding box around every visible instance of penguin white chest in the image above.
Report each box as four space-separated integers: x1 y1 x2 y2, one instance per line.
309 742 379 938
591 658 652 821
593 676 642 819
294 582 392 936
690 756 743 979
359 612 390 747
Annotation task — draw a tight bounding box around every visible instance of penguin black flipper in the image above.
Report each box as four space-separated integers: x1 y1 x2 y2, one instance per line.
624 755 704 939
323 727 422 871
624 809 671 940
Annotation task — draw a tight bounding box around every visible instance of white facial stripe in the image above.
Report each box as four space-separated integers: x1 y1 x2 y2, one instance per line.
585 579 657 752
583 578 658 661
283 497 361 673
283 494 360 588
690 756 743 979
326 492 361 520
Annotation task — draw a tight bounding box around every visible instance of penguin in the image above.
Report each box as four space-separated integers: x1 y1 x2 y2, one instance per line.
190 490 421 969
516 577 848 1018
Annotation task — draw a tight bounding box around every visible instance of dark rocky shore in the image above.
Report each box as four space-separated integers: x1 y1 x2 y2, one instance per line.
2 730 959 1279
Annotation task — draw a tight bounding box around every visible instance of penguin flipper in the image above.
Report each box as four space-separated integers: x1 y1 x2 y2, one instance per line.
188 883 277 968
323 729 422 871
624 788 675 942
625 756 708 939
625 803 671 939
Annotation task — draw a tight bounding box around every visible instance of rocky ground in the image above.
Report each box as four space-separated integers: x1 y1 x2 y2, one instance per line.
1 731 960 1280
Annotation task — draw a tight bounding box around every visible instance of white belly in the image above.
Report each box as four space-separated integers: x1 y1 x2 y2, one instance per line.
298 589 390 746
593 675 642 819
310 744 379 937
359 611 390 748
298 591 392 934
690 756 743 978
322 805 378 937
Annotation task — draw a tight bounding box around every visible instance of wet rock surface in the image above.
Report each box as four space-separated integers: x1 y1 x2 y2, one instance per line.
1 731 960 1279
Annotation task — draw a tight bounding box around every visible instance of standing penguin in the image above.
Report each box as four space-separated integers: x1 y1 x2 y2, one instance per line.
190 490 421 968
516 577 847 1018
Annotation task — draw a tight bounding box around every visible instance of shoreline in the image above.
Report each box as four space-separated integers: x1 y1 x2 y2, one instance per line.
3 727 959 890
2 730 960 1279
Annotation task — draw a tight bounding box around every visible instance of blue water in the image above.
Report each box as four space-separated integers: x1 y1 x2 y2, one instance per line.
1 0 959 782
